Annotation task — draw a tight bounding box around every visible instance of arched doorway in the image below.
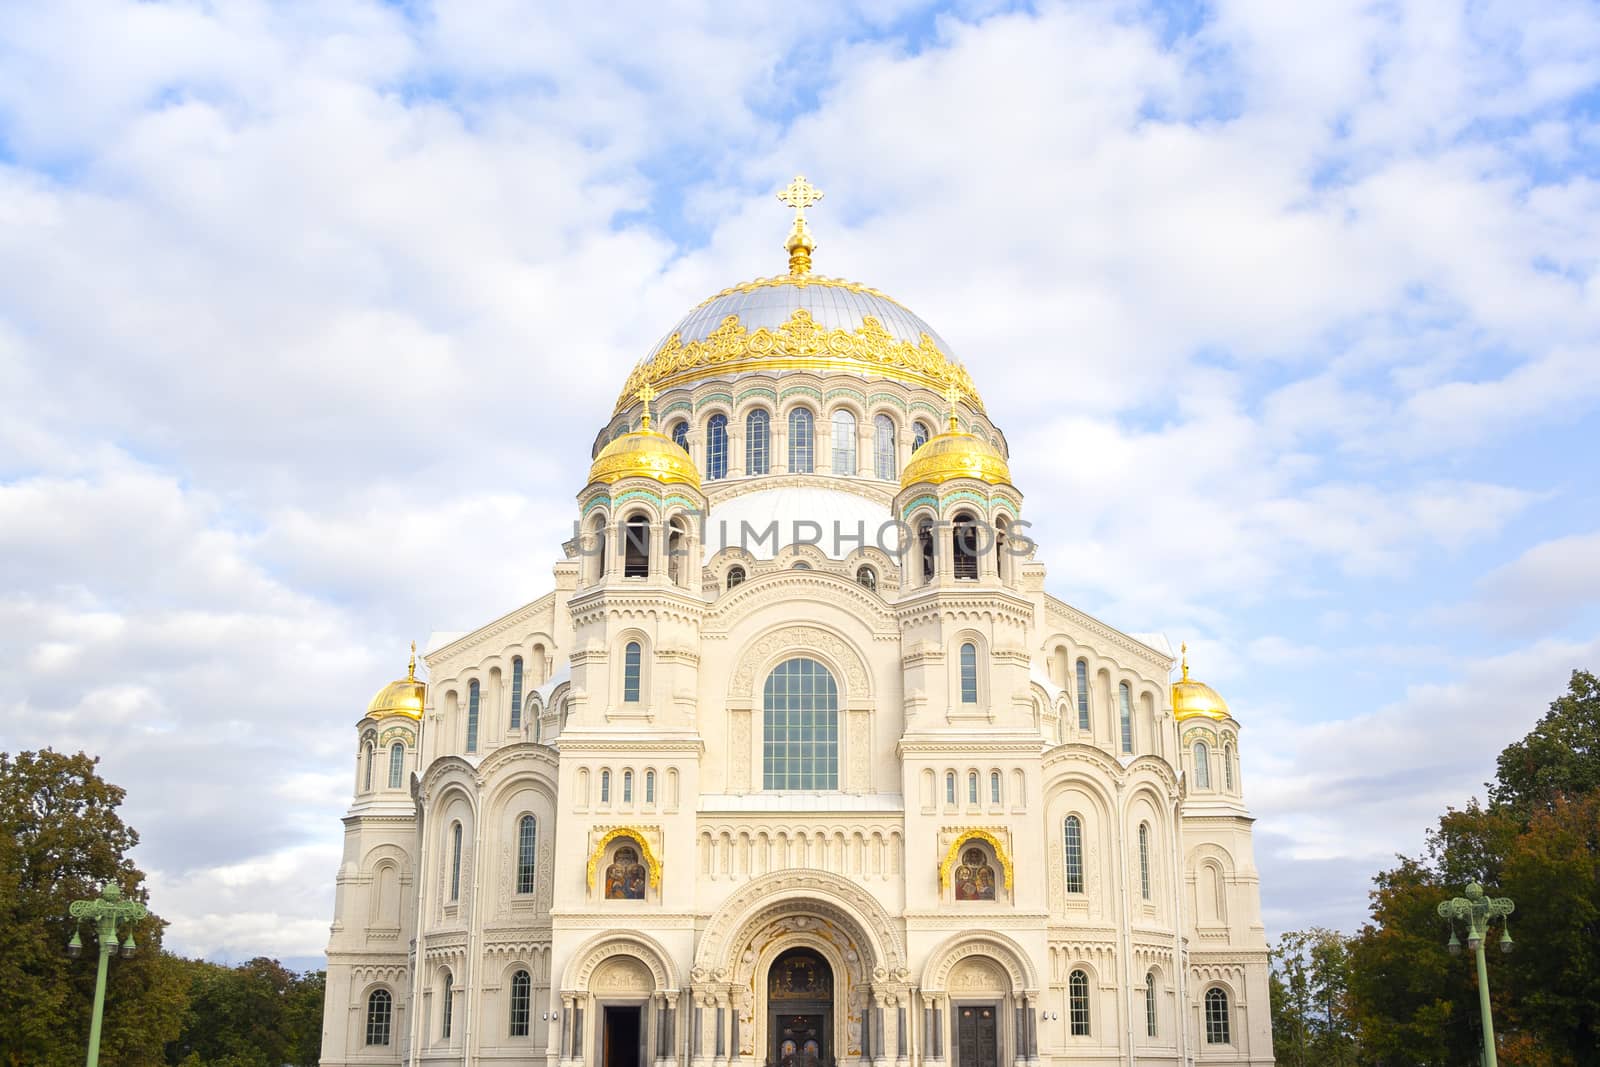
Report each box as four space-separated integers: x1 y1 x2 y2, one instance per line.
767 948 833 1067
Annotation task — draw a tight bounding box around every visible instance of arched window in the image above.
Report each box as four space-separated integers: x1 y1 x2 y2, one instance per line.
746 409 770 475
645 769 656 804
1068 970 1090 1035
1225 742 1236 791
671 420 688 451
509 969 532 1037
366 989 392 1046
623 514 650 578
918 519 935 583
995 516 1009 582
990 771 1001 804
967 771 978 804
1138 822 1151 900
952 511 979 580
1063 815 1084 893
706 413 728 480
1194 741 1211 789
853 565 875 591
831 409 857 474
517 814 537 894
388 742 404 790
1076 659 1090 731
622 641 642 703
363 742 374 792
466 680 480 753
667 517 687 585
591 516 608 580
874 414 896 479
510 656 524 730
623 769 634 803
788 408 814 472
1145 972 1157 1037
1119 682 1134 754
912 420 931 452
763 658 838 790
945 772 956 805
959 642 979 703
1205 988 1230 1044
449 822 463 900
726 565 746 589
441 973 454 1039
600 769 611 803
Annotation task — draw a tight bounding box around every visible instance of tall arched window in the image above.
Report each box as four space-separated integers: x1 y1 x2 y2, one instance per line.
912 420 932 452
1138 822 1152 900
600 769 611 803
671 420 688 451
516 814 537 894
645 769 656 804
509 970 532 1037
667 517 686 585
623 514 649 578
1194 741 1212 789
623 641 642 703
1068 970 1090 1035
762 658 838 790
510 656 524 730
1063 815 1084 893
959 642 979 703
365 989 392 1046
726 565 746 589
363 742 374 792
1225 742 1236 791
623 769 634 803
952 512 979 580
831 409 857 474
466 680 480 753
1119 682 1134 754
1205 988 1231 1044
449 822 463 900
1145 973 1157 1037
967 771 978 804
990 771 1001 804
874 414 896 479
918 519 935 583
746 409 770 475
441 973 454 1039
1076 659 1090 731
945 772 956 805
591 515 608 580
388 742 404 790
706 413 728 480
788 408 814 472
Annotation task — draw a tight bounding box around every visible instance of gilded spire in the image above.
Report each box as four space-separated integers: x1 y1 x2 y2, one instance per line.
1180 641 1189 682
636 382 657 431
408 640 417 681
777 174 824 275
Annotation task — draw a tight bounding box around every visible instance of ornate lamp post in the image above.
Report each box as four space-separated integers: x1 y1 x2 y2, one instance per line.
66 883 148 1067
1437 882 1514 1067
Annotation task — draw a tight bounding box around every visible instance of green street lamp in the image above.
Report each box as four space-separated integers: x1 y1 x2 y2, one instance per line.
66 883 148 1067
1438 882 1514 1067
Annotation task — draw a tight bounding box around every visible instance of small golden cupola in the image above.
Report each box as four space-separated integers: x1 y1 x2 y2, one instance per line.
900 386 1013 490
1171 643 1232 721
366 642 426 721
587 384 701 489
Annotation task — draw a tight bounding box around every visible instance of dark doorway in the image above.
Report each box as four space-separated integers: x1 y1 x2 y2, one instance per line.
767 948 833 1067
603 1005 642 1067
956 1004 998 1067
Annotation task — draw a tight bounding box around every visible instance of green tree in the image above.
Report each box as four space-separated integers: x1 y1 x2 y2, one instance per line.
1271 927 1355 1066
0 750 186 1067
166 957 325 1067
1490 669 1600 818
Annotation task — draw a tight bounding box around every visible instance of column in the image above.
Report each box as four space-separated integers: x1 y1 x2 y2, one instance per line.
874 990 890 1067
728 423 746 478
561 992 576 1064
857 418 873 479
774 419 789 475
648 520 667 582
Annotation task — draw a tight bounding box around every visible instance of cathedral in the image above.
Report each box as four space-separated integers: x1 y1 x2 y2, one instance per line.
319 180 1275 1067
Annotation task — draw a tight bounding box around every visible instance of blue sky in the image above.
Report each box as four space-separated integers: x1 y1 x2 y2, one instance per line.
2 0 1598 966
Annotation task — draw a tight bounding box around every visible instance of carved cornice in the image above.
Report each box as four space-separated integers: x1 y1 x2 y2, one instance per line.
706 570 899 630
426 591 558 673
1040 594 1172 671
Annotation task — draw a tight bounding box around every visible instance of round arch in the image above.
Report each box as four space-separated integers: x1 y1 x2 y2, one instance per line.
728 624 872 704
563 930 680 993
921 930 1038 994
695 869 905 978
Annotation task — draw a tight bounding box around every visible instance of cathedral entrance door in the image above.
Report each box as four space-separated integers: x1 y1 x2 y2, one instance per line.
766 948 833 1067
955 1005 998 1067
601 1005 643 1067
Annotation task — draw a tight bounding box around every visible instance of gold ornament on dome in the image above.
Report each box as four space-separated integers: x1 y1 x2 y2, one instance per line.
899 385 1012 489
366 641 425 721
587 384 702 488
613 306 983 415
1171 642 1233 722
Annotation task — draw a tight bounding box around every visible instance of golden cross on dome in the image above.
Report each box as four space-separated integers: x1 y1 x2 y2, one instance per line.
1180 641 1190 682
777 174 824 275
945 382 962 431
408 640 417 681
636 382 657 429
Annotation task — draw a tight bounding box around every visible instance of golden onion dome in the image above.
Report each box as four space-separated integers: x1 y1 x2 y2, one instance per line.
1171 644 1232 722
900 406 1012 489
587 389 701 489
367 644 425 721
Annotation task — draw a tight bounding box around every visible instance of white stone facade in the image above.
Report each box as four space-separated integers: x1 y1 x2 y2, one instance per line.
320 277 1275 1067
